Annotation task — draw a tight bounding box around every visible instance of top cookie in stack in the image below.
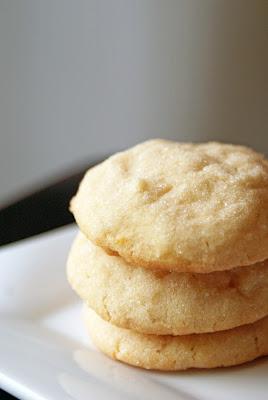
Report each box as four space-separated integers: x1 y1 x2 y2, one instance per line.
68 140 268 370
71 139 268 273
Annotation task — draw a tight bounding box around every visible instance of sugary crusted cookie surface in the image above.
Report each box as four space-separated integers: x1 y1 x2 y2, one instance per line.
71 140 268 272
68 233 268 335
84 306 268 371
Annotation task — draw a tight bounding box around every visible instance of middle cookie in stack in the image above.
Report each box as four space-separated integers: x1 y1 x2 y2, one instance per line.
67 140 268 370
68 233 268 337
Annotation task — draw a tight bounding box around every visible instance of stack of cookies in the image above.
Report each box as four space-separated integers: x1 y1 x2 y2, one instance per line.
67 140 268 370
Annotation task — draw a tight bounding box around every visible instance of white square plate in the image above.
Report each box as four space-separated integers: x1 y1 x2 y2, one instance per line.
0 225 267 400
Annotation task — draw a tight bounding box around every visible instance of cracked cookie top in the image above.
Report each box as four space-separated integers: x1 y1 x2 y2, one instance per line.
71 139 268 272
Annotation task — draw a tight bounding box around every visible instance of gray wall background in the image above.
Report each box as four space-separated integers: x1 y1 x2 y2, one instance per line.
0 0 267 203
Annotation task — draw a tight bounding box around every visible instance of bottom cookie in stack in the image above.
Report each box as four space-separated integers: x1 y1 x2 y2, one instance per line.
84 306 268 371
